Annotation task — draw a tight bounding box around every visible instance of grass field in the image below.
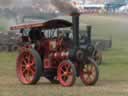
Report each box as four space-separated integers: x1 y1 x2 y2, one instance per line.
0 15 128 96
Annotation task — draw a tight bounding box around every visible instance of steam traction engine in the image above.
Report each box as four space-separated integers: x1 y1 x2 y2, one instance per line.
10 15 99 87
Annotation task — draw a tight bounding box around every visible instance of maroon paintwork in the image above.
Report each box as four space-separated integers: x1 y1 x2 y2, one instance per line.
10 19 99 87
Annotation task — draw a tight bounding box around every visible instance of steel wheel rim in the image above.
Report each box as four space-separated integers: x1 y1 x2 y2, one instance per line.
18 51 36 84
58 62 74 86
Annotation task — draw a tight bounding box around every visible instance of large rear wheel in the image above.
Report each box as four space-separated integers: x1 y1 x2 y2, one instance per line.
16 48 42 84
80 58 99 86
58 60 76 87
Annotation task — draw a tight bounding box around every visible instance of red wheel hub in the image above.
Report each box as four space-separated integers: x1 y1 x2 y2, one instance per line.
26 64 31 70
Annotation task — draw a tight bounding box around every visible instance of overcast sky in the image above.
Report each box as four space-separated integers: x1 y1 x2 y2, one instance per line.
0 0 52 8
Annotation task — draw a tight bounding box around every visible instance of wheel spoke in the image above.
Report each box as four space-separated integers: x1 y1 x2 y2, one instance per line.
68 72 73 75
24 52 32 63
26 56 31 63
84 64 88 71
30 60 35 66
62 76 67 81
25 70 32 81
30 67 36 75
83 68 88 73
83 64 88 73
89 64 94 71
90 74 95 80
82 68 94 82
21 63 26 68
88 64 91 71
67 64 70 69
83 72 89 78
20 56 27 64
24 70 29 79
24 56 29 64
60 67 65 73
87 75 92 82
27 70 30 76
21 59 27 64
22 67 27 74
91 70 96 78
92 65 96 72
66 64 70 72
61 73 65 77
87 64 91 72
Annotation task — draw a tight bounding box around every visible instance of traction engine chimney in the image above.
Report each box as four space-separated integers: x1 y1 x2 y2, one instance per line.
72 13 80 48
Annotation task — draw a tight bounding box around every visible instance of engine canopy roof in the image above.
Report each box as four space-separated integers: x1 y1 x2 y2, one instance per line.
10 19 72 30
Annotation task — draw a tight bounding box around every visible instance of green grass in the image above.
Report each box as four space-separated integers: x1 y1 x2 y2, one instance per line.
1 15 128 96
0 26 6 31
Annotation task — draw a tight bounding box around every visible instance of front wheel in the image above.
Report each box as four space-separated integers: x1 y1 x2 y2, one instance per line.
57 60 76 87
80 58 99 86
